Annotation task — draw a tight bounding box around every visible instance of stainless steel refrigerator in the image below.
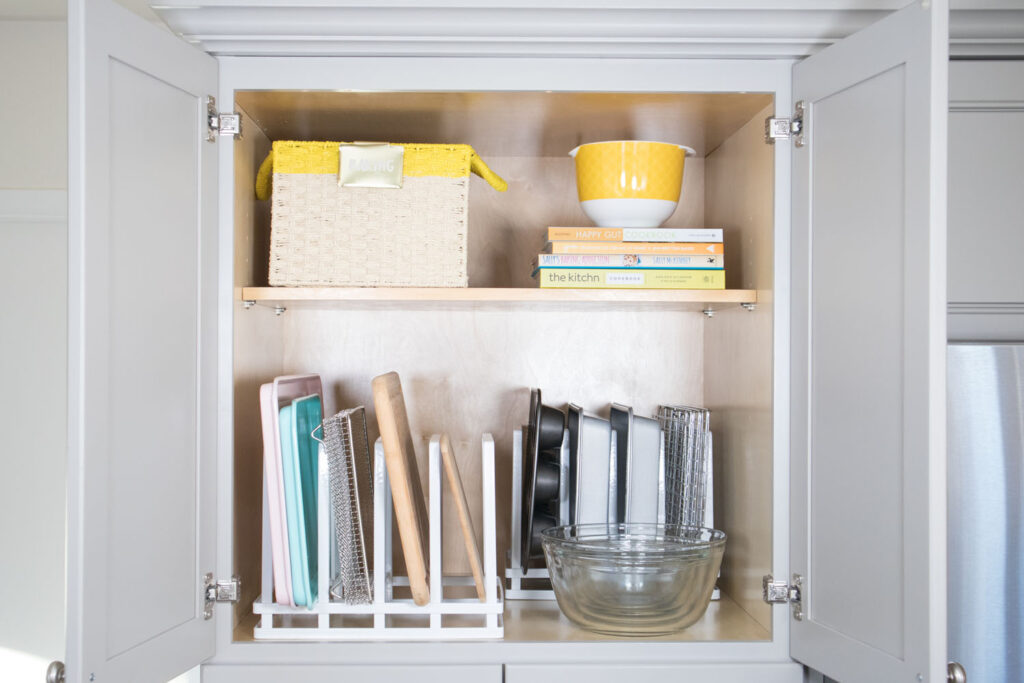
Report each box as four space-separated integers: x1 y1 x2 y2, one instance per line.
948 344 1024 682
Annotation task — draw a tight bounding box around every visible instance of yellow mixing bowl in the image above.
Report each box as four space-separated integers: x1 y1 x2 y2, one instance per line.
569 140 695 228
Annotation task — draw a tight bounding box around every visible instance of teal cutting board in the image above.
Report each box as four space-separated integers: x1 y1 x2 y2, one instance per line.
279 395 321 607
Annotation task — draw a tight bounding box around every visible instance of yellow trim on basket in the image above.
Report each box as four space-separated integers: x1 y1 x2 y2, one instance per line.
255 151 274 201
254 141 507 200
469 153 508 193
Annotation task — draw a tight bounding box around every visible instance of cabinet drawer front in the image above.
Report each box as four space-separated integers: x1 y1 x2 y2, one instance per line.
505 663 801 683
203 664 502 683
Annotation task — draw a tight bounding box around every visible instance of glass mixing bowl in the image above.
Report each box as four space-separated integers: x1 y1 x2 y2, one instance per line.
541 523 726 636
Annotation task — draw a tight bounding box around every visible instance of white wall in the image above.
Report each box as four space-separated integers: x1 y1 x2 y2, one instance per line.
0 18 68 682
0 21 67 189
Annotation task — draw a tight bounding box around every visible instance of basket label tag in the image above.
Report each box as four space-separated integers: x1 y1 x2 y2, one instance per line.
339 143 404 189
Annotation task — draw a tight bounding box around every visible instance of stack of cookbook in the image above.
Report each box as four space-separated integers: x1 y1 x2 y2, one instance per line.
533 227 725 289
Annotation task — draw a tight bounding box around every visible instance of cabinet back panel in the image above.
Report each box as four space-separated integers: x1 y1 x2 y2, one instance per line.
235 153 704 289
277 307 704 575
234 91 774 159
469 156 703 288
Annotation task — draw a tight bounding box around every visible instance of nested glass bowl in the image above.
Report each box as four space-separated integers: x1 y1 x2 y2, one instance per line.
541 523 726 636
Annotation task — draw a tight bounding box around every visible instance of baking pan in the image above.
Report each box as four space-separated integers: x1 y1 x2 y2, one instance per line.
522 388 565 573
610 403 665 524
568 404 615 525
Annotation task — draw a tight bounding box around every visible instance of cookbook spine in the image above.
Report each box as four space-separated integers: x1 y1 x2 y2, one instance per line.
545 241 725 255
546 227 724 242
537 268 726 289
535 253 723 269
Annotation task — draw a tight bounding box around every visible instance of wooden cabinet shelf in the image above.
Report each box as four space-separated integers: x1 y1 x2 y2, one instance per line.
238 286 758 310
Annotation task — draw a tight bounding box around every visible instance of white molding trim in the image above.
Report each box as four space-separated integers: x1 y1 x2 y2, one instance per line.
949 100 1024 111
948 302 1024 315
0 189 68 223
949 9 1024 56
948 304 1024 342
152 4 1024 59
946 98 1019 111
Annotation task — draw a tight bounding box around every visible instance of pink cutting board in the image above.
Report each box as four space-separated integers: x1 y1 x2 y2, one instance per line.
262 374 324 606
260 383 293 606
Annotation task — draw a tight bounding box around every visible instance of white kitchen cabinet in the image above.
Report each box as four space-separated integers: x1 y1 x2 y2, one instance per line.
65 0 963 681
947 61 1024 341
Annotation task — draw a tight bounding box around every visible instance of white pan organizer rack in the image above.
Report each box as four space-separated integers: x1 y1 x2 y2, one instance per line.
253 434 503 640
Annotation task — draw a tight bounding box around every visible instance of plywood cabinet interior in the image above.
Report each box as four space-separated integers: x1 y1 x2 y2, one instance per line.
229 90 779 646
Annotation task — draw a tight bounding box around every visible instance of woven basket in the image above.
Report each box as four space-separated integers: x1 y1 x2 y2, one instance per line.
256 141 507 287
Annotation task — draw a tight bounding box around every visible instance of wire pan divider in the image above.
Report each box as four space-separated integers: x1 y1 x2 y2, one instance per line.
657 405 711 529
326 408 372 606
254 432 504 640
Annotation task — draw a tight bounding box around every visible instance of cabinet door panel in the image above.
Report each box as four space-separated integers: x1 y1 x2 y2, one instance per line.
791 1 947 681
67 1 219 681
202 664 503 683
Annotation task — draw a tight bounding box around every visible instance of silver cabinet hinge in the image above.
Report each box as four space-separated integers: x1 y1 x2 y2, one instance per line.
204 572 241 619
764 100 805 147
207 96 242 142
762 573 803 620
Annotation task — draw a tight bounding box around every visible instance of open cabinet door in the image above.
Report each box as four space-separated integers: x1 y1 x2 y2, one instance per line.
790 1 947 682
67 0 219 681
